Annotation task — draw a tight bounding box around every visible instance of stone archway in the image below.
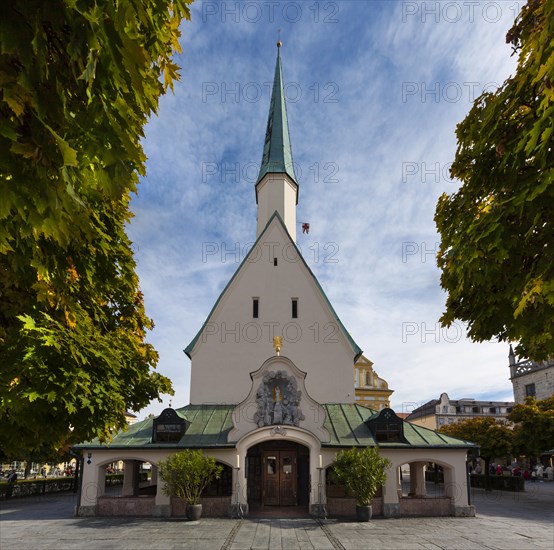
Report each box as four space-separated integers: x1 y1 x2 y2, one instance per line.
234 426 323 516
246 440 310 512
380 450 473 517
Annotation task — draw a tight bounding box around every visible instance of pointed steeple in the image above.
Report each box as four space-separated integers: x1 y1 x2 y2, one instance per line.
256 42 297 187
255 42 299 241
509 344 516 366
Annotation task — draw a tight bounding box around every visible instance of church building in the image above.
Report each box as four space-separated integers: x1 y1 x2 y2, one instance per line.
76 43 475 519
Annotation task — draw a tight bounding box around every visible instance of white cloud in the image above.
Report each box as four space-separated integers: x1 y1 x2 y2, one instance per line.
128 1 521 419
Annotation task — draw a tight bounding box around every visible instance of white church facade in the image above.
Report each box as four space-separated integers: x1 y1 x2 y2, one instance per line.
76 44 475 519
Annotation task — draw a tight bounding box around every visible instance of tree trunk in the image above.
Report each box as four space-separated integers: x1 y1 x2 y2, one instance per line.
24 460 32 479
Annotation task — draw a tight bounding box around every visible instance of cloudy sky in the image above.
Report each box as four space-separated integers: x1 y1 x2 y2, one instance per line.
128 0 524 419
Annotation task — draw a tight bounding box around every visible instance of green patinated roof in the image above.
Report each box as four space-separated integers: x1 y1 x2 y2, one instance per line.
185 211 362 361
76 403 475 451
74 405 236 450
402 421 476 448
322 404 476 449
256 46 297 187
323 404 378 447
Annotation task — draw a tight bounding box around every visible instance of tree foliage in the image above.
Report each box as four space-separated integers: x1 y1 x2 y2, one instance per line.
158 450 222 505
439 417 513 489
439 417 513 462
508 396 554 457
435 0 554 360
0 0 192 457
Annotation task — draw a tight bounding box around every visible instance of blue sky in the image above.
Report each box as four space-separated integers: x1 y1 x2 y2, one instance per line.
128 1 525 419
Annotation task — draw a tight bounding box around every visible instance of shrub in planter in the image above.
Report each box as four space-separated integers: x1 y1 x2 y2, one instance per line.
158 450 222 520
332 447 391 521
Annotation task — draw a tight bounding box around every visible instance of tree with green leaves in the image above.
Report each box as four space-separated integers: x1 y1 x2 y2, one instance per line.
439 417 513 489
435 0 554 361
508 396 554 458
0 0 192 457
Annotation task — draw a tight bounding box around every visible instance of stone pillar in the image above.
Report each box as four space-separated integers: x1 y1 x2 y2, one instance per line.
78 455 105 516
443 466 455 498
382 466 400 518
409 462 426 497
153 467 170 518
152 480 171 518
444 462 475 517
122 460 139 497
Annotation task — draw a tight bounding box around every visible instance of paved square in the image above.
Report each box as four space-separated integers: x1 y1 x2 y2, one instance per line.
1 483 552 549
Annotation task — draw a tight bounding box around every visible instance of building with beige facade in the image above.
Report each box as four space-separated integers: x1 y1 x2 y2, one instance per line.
406 392 514 430
75 43 475 520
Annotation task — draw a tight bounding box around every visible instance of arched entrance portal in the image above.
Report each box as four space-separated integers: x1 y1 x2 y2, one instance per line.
247 441 310 510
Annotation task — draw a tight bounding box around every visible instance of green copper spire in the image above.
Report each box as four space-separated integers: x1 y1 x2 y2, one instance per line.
256 42 297 188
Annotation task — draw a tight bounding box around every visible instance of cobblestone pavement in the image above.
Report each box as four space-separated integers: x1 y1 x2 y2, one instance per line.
0 482 552 549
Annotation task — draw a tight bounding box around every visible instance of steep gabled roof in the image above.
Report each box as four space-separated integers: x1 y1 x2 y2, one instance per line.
184 211 362 361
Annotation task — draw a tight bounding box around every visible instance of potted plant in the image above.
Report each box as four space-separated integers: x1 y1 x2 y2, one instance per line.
331 447 391 521
158 450 222 520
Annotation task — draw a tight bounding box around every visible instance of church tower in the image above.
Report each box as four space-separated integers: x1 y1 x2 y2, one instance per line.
184 42 362 407
256 41 299 242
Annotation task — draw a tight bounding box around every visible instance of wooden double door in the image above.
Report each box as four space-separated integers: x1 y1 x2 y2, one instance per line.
262 450 297 506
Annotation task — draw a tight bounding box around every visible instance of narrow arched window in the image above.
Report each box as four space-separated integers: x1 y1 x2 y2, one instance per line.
291 298 298 318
